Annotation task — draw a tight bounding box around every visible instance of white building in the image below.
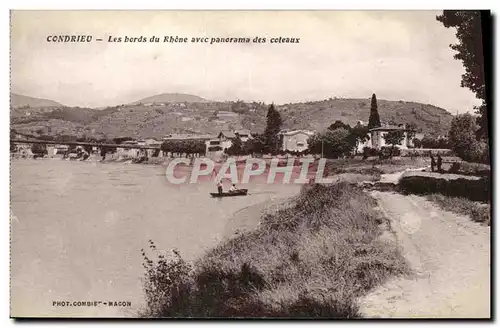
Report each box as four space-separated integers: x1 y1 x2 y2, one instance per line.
369 124 410 150
354 122 414 152
279 129 315 152
205 130 254 154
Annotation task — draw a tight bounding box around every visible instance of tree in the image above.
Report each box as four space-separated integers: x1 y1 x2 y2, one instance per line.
412 138 422 149
263 104 282 154
368 93 381 129
436 11 489 140
328 120 351 131
244 134 265 155
448 113 488 163
31 143 47 156
308 128 354 159
349 123 370 153
406 123 417 141
383 130 405 158
226 136 243 156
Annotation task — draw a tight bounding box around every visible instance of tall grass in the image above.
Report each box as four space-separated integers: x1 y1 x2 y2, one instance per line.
139 183 409 318
427 194 491 226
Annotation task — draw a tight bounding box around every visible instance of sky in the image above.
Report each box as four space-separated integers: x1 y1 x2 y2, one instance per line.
10 10 481 113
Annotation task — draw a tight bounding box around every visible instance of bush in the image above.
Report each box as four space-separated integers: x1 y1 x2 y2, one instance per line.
140 241 194 317
399 174 490 202
379 146 401 159
427 194 490 226
362 147 378 158
401 148 454 157
31 143 47 155
448 113 489 163
421 137 450 149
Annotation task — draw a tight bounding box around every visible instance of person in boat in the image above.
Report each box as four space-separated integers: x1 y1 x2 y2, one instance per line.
229 184 239 193
217 180 223 196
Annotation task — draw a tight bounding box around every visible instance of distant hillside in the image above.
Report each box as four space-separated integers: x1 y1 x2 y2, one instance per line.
10 93 64 108
10 96 454 140
132 93 211 104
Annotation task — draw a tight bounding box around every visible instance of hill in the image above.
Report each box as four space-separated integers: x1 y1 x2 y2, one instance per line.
10 96 454 140
10 93 64 108
132 93 211 104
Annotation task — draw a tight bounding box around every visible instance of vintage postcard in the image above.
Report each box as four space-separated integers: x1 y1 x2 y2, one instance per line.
10 10 491 318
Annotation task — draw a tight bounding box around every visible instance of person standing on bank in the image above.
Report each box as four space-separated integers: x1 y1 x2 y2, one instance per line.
437 154 443 173
430 154 436 172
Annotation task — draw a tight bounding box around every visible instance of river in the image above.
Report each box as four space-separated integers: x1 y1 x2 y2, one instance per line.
10 159 302 317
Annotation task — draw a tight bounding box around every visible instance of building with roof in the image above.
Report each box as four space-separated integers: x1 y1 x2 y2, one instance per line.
369 124 411 150
278 129 315 152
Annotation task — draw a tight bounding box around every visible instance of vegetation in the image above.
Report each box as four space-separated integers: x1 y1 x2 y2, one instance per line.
161 140 206 157
225 136 243 156
367 94 381 129
427 194 490 226
308 128 354 158
448 113 489 163
420 136 450 149
399 173 490 202
139 183 409 318
412 138 422 148
263 104 283 154
382 130 405 158
436 11 489 140
379 146 401 159
350 123 370 152
11 97 454 140
30 143 47 156
400 148 454 157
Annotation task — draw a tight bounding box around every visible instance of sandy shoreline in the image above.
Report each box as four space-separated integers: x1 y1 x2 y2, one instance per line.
222 194 297 238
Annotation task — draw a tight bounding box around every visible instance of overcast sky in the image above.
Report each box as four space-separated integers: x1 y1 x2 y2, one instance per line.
11 10 481 113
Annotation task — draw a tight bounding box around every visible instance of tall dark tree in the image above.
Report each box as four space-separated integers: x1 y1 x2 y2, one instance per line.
264 103 282 153
436 11 488 140
368 93 381 129
226 136 243 156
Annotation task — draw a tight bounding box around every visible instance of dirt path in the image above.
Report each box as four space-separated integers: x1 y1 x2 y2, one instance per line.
360 191 490 318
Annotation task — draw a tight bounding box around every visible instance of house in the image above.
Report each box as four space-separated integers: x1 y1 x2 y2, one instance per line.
369 124 410 150
216 131 237 151
54 144 69 154
234 129 253 142
205 130 255 154
278 129 315 152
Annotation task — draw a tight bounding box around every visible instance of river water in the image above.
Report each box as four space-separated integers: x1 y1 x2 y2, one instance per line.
10 159 302 317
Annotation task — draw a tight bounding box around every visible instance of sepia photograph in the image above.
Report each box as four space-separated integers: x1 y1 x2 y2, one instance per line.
9 9 492 319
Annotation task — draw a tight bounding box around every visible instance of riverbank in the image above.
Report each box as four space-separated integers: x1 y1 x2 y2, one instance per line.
139 182 409 318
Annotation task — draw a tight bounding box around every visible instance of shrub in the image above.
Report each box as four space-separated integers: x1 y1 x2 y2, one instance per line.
448 113 488 163
379 146 401 159
421 137 450 149
427 194 490 226
31 143 47 155
401 148 454 157
362 147 378 158
140 241 194 317
399 174 490 202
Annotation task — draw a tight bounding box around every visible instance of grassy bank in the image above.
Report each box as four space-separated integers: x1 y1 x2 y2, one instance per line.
139 183 409 318
325 157 429 177
427 194 491 226
399 172 490 202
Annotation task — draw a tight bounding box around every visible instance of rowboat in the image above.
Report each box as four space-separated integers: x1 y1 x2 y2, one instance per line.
210 189 248 198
